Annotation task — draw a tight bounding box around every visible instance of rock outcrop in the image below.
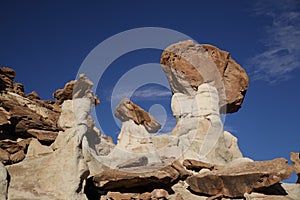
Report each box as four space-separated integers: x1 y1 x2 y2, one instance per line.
6 74 96 200
92 160 190 192
160 40 249 113
290 152 300 183
152 83 243 165
186 158 293 198
98 98 162 170
0 162 7 200
0 67 61 165
1 40 298 200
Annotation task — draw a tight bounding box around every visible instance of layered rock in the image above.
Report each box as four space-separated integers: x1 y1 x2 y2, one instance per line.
160 40 249 113
92 160 190 192
152 83 243 165
114 98 161 133
98 98 162 170
0 138 31 164
0 67 61 164
6 74 97 200
290 152 300 183
186 158 293 198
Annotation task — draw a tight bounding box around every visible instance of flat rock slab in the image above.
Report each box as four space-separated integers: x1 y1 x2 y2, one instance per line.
92 160 191 192
186 158 293 198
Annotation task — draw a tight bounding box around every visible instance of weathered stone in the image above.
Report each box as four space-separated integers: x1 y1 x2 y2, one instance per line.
26 90 40 100
53 74 100 105
115 98 161 133
169 181 207 200
0 139 31 164
102 190 167 200
0 162 7 200
152 84 242 165
281 183 300 200
106 99 163 170
117 156 149 169
27 129 58 143
6 76 97 200
186 158 293 198
0 148 9 164
160 40 249 113
92 160 191 192
0 107 10 126
183 159 216 171
0 92 60 140
105 119 161 169
26 138 53 158
53 80 76 104
290 152 300 183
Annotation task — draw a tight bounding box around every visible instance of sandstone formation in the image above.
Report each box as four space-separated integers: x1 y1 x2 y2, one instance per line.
1 40 298 200
0 162 7 200
0 67 61 164
152 83 243 165
160 40 249 113
6 74 97 200
97 98 162 170
290 152 300 183
186 158 293 198
92 160 190 192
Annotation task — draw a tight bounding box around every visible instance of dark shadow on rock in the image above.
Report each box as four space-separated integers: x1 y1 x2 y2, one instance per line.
253 183 288 195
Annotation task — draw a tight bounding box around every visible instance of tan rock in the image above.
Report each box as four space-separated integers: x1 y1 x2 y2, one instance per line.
92 160 190 191
26 139 53 157
0 107 10 126
0 92 60 142
186 158 293 198
183 159 216 171
53 74 100 105
160 40 249 113
0 148 9 164
0 139 31 164
290 152 300 183
114 98 161 133
0 67 24 95
6 77 97 199
0 162 7 200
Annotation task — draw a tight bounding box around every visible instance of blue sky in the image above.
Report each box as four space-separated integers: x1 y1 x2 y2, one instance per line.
1 0 300 181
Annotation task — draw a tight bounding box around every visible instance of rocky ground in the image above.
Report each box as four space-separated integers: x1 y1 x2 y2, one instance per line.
0 41 299 200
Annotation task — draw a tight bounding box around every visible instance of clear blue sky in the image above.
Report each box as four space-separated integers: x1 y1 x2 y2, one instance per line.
1 0 299 181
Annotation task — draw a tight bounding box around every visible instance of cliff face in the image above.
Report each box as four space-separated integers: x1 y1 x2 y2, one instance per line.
0 41 299 200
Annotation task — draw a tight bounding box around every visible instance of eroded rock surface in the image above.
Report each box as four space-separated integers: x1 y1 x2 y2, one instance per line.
160 40 249 113
92 160 190 192
99 98 162 169
0 162 7 200
114 98 161 133
5 75 97 200
290 152 300 183
186 158 293 198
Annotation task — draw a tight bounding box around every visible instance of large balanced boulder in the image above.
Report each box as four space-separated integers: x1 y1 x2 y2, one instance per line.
160 40 249 113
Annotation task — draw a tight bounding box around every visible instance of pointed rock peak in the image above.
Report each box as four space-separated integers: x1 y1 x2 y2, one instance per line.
114 98 161 133
53 74 100 105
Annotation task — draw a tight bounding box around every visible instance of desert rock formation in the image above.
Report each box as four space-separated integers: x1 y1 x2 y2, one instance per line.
0 40 299 200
